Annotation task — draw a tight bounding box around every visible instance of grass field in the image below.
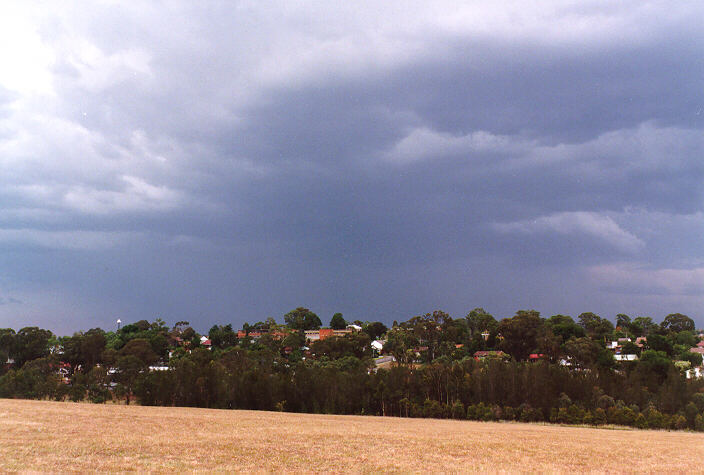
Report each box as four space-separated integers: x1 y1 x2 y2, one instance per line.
1 398 702 472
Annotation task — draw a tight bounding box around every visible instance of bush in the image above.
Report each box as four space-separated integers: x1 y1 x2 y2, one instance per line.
620 407 637 426
635 413 647 429
549 407 558 423
478 402 495 421
568 404 585 424
423 399 445 419
502 406 516 421
492 405 503 421
695 414 704 432
646 408 664 429
673 415 688 431
594 408 607 425
450 400 465 420
685 402 698 428
597 394 615 410
692 393 704 412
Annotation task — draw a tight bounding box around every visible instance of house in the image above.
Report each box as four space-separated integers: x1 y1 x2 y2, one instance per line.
236 329 289 340
686 367 703 379
200 336 212 350
49 361 72 383
473 350 507 360
370 340 385 354
305 325 361 342
371 355 396 372
558 357 572 366
635 336 647 348
614 354 638 361
606 341 620 350
304 329 333 341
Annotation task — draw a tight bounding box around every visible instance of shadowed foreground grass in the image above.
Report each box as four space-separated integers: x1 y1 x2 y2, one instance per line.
1 398 702 472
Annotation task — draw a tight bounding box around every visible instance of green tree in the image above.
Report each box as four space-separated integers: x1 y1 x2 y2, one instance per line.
82 328 107 369
564 337 602 369
383 327 419 365
684 402 699 428
615 314 631 331
119 338 159 366
362 322 388 341
0 329 16 369
545 315 585 342
646 334 673 356
594 408 607 425
284 307 322 330
660 313 695 334
330 313 347 330
208 324 238 350
577 313 614 341
631 316 657 336
466 308 497 336
637 350 672 383
115 354 144 405
13 327 53 368
621 341 641 356
498 310 543 361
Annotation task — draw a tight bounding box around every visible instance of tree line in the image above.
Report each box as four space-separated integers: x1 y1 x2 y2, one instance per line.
1 308 703 431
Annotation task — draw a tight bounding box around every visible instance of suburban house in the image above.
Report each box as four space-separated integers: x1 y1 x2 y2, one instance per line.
236 329 289 340
473 350 507 360
200 336 212 350
606 338 634 354
304 324 362 341
370 340 385 355
371 355 396 372
687 366 703 379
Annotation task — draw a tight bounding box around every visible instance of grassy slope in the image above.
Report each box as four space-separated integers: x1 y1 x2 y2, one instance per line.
0 398 702 472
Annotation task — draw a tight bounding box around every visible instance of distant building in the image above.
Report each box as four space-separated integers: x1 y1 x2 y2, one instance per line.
686 367 703 379
200 336 212 350
473 350 507 360
236 330 289 340
371 340 385 353
304 325 361 342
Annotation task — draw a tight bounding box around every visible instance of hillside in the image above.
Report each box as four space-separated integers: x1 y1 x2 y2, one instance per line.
1 398 702 472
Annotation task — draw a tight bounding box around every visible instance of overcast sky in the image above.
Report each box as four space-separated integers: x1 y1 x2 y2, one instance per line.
1 1 703 334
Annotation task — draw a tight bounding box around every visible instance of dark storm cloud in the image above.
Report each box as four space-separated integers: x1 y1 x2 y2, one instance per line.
0 1 703 333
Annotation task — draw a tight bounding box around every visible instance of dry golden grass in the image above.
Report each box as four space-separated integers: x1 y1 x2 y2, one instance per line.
1 398 702 473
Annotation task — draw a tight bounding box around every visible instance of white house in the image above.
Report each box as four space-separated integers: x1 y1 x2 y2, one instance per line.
371 340 385 353
686 367 703 379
